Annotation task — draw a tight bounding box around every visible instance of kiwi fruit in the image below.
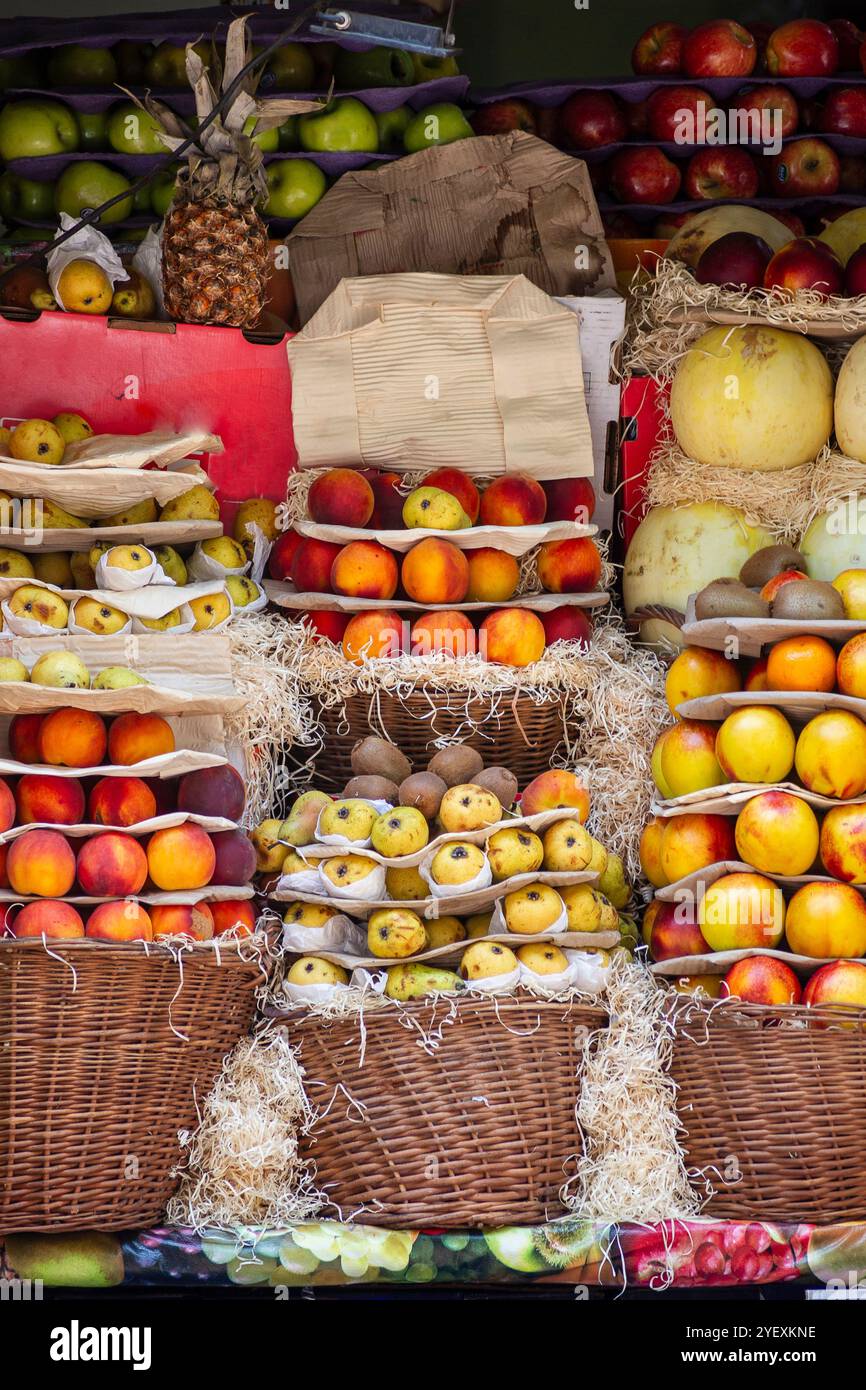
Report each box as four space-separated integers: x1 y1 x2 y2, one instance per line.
474 766 518 810
342 775 401 803
694 578 769 620
739 544 806 589
398 771 447 820
350 736 412 785
427 744 484 788
771 579 845 621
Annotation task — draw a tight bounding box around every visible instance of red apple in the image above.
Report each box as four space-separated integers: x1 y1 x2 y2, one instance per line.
647 84 712 142
267 529 301 582
541 606 593 648
829 18 864 70
774 210 806 239
685 148 759 201
765 138 840 197
608 147 681 204
695 231 773 289
845 244 866 296
766 20 839 77
840 156 866 194
822 86 866 137
558 91 627 150
631 21 687 76
532 105 559 144
764 237 844 297
683 20 757 78
624 98 649 139
799 97 824 132
471 99 536 136
732 84 799 140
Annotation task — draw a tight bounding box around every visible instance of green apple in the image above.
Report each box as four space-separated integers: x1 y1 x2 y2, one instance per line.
132 182 152 214
333 46 414 88
149 168 178 217
265 158 327 219
78 112 108 151
375 105 412 153
54 161 133 225
0 171 55 222
242 116 279 154
47 44 118 87
298 97 378 153
107 101 167 156
404 102 473 154
277 116 299 151
0 54 43 90
145 41 208 88
264 41 315 91
0 100 80 160
411 53 460 82
112 41 154 84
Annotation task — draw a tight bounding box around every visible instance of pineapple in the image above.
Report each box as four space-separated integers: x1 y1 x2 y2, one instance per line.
135 18 319 328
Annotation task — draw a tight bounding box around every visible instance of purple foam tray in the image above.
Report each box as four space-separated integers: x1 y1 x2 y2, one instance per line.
6 151 396 182
471 74 866 107
597 192 866 224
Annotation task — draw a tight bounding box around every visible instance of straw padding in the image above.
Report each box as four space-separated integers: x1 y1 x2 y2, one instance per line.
670 998 866 1223
287 994 606 1229
0 942 262 1232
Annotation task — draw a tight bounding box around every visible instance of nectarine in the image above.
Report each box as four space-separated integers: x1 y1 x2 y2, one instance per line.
290 537 342 594
9 713 45 764
267 529 302 582
176 764 245 822
209 829 256 886
465 547 519 603
341 610 405 663
401 538 469 605
211 899 256 938
659 719 725 797
650 899 711 962
715 707 795 784
108 713 175 766
722 955 801 1005
147 824 216 890
86 900 153 942
7 828 76 897
88 776 158 827
785 881 866 958
542 606 593 648
423 468 480 524
698 871 785 951
735 790 820 876
150 901 215 941
639 816 668 888
537 538 602 594
837 632 866 699
10 899 84 939
16 774 84 827
0 776 14 832
665 645 741 718
330 540 398 600
804 959 866 1012
38 709 107 769
480 474 546 526
410 610 477 657
542 477 596 524
660 812 736 882
479 607 546 666
795 711 866 799
820 803 866 883
521 769 590 821
77 831 149 896
308 468 374 527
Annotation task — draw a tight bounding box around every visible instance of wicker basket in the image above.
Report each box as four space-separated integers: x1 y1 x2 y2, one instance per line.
671 998 866 1223
286 994 605 1229
0 940 263 1233
314 689 568 788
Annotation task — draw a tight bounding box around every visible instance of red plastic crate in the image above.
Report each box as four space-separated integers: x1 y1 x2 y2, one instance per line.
617 374 666 554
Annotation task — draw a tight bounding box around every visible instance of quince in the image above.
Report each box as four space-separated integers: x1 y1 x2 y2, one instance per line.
366 907 427 959
371 806 429 857
287 957 348 986
402 487 469 531
503 884 564 935
72 596 128 634
430 840 486 886
460 941 517 980
10 418 66 465
9 584 69 628
30 649 90 688
486 827 544 881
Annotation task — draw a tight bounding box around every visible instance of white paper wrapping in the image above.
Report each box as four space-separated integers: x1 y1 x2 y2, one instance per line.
47 214 129 310
316 858 387 901
421 854 493 899
489 896 568 937
95 547 173 591
188 543 250 583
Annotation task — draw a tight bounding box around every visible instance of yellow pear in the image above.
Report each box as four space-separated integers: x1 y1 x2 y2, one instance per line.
366 907 427 959
34 552 73 587
371 806 429 857
430 841 487 887
88 543 111 570
486 827 544 881
560 884 604 934
385 963 462 1000
102 498 158 528
320 854 380 891
52 412 93 445
287 956 349 987
69 554 96 588
138 608 183 631
201 535 247 569
111 270 156 320
318 798 378 842
189 592 231 630
251 819 289 874
40 499 88 530
154 546 187 585
425 916 466 948
542 819 593 873
465 912 492 938
438 783 502 833
226 575 261 609
30 649 90 688
279 790 332 847
234 498 279 552
10 419 66 465
0 547 35 578
282 902 335 930
159 485 220 523
104 544 153 572
0 657 28 682
596 894 619 931
92 666 149 689
517 943 569 975
504 884 564 935
385 864 428 901
460 941 518 980
8 584 69 629
280 847 314 878
56 258 113 314
598 852 630 909
588 838 609 875
402 487 469 531
71 596 128 635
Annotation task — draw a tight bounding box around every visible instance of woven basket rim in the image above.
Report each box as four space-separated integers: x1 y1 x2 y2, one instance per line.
286 990 609 1033
667 995 866 1031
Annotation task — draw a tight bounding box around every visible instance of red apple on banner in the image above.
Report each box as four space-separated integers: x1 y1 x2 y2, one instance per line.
608 147 681 204
631 21 687 76
766 19 839 77
558 91 627 149
647 84 712 142
685 148 759 200
765 137 840 197
822 86 866 137
683 19 757 78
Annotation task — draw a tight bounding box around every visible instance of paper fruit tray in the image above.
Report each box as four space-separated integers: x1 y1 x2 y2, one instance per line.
282 930 620 972
294 517 596 557
681 690 866 723
272 867 599 919
680 593 866 657
0 811 236 846
656 859 866 904
1 520 224 550
266 581 608 614
0 884 254 907
652 781 866 817
0 427 221 473
0 460 214 520
0 573 224 623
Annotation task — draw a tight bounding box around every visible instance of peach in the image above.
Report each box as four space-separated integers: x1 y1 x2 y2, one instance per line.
38 709 107 769
0 844 8 888
6 828 76 897
150 902 215 941
639 816 668 888
9 713 45 764
480 473 547 526
479 607 546 666
342 610 405 664
465 548 519 603
401 538 469 605
77 831 148 896
521 769 590 822
722 956 802 1006
308 468 374 527
410 609 477 657
16 774 85 827
267 528 302 582
660 812 736 883
785 881 866 958
744 657 769 692
715 707 795 784
766 635 836 694
290 537 343 594
803 960 866 1011
642 897 664 947
147 824 216 890
108 713 175 766
649 899 711 962
734 790 820 877
665 646 741 718
760 569 808 602
837 632 866 699
177 764 245 822
211 899 257 938
795 711 866 800
820 803 866 883
541 607 593 648
305 610 350 645
698 871 785 951
10 900 84 939
330 540 398 599
86 900 153 942
537 538 602 594
423 468 480 524
209 829 256 885
363 470 405 529
659 719 725 797
0 777 14 832
88 776 158 827
542 477 596 524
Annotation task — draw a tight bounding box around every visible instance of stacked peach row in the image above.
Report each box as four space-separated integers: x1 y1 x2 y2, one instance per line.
270 467 602 666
